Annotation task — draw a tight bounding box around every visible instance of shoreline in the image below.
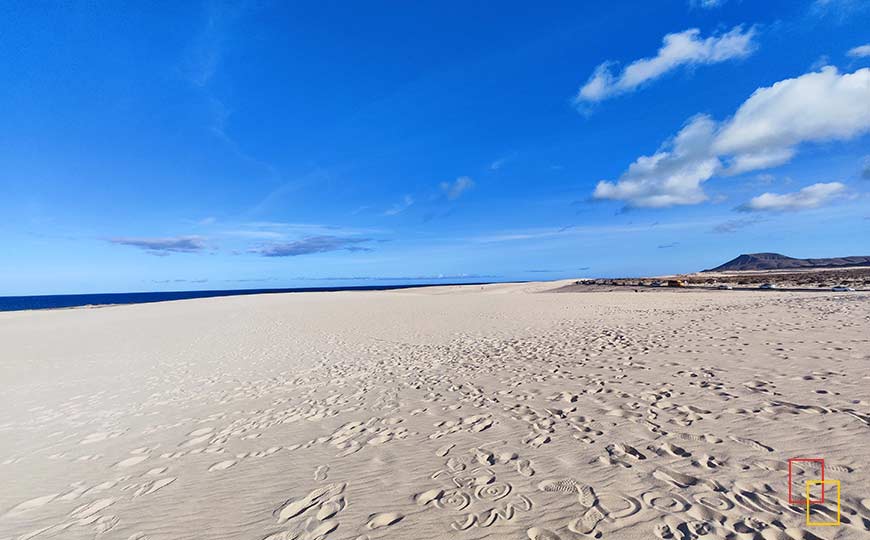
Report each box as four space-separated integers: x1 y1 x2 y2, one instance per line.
0 280 528 313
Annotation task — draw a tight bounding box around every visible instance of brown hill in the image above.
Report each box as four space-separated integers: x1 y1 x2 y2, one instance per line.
704 253 870 272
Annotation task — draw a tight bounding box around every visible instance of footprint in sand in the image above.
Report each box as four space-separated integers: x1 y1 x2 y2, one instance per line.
653 468 699 488
568 506 605 535
314 465 329 481
606 442 646 461
650 442 691 458
305 519 338 538
517 458 535 477
435 443 454 457
366 512 404 529
315 496 344 520
414 488 443 506
208 459 237 472
527 527 562 540
537 479 596 507
276 483 346 523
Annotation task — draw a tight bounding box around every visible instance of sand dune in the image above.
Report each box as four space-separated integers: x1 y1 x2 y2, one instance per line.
1 283 869 539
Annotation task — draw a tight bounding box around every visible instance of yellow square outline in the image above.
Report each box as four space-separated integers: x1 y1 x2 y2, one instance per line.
805 479 840 526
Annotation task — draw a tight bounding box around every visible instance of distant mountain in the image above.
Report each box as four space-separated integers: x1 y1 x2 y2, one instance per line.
704 253 870 272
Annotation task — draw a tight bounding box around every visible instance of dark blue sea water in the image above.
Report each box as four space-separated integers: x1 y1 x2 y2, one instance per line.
0 283 496 312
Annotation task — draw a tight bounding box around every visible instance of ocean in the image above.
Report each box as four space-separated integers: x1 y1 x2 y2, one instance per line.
0 283 494 312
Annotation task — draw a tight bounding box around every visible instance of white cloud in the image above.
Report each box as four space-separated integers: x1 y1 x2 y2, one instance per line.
384 195 414 216
440 176 475 200
714 66 870 172
739 182 846 211
594 115 721 207
594 67 870 207
577 26 756 103
848 44 870 58
690 0 725 8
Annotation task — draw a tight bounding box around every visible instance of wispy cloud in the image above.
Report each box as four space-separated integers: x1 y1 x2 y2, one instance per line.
384 195 414 216
594 67 870 207
689 0 725 8
252 236 372 257
711 216 764 233
220 221 375 240
576 26 756 103
472 220 709 243
440 176 475 200
182 2 244 87
738 182 846 212
489 158 508 171
109 236 207 256
812 0 870 21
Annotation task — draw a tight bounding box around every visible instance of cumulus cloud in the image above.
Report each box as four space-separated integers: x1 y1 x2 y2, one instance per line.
738 182 846 211
593 115 720 207
440 176 475 200
594 67 870 207
109 236 206 255
253 236 372 257
850 44 870 58
714 67 870 173
577 26 756 103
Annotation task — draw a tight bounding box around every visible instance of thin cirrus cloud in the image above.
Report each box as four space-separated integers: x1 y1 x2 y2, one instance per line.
690 0 726 8
848 44 870 58
440 176 475 200
251 235 372 257
593 66 870 208
711 216 764 234
576 25 756 103
384 195 414 216
109 236 207 255
737 182 846 212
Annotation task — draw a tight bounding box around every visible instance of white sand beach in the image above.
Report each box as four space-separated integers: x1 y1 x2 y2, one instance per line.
1 282 869 540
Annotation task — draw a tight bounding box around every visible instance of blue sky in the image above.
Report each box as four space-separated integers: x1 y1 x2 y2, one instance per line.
2 0 869 295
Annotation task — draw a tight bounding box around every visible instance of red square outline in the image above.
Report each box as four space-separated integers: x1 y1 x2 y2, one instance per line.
788 458 825 505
